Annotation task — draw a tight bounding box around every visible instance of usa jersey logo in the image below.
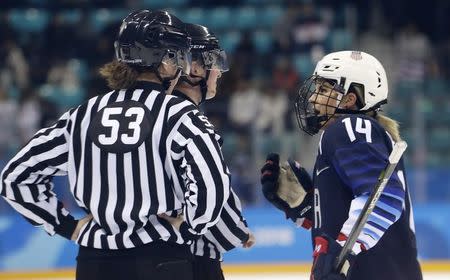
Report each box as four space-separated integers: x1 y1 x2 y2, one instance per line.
350 51 363 60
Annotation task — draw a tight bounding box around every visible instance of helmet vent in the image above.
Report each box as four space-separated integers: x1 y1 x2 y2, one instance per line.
368 92 375 96
322 65 334 72
332 58 340 60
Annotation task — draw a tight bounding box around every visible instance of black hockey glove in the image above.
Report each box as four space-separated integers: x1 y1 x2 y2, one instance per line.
260 153 313 228
261 153 284 208
311 234 354 280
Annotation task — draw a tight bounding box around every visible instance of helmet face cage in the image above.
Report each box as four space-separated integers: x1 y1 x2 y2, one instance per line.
295 75 344 135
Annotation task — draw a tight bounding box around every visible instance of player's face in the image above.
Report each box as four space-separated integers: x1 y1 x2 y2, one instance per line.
308 80 341 122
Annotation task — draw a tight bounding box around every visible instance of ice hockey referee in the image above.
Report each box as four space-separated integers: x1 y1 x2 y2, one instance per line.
0 10 230 280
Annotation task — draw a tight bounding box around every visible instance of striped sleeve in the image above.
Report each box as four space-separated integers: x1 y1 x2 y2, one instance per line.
192 189 250 260
331 135 405 251
0 111 77 240
170 110 230 239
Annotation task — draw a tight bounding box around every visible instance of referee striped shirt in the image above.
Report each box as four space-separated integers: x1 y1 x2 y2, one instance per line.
0 81 230 249
191 189 250 260
172 90 250 261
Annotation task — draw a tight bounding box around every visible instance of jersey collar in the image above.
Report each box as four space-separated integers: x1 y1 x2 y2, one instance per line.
172 90 198 107
132 80 166 93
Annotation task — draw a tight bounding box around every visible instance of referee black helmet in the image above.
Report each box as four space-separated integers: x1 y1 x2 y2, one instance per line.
115 10 192 85
181 23 228 103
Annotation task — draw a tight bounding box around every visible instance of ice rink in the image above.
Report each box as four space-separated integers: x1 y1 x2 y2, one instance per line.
3 272 447 280
1 270 449 280
225 272 450 280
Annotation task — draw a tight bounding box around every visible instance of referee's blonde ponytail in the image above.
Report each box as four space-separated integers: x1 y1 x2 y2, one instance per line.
99 60 139 90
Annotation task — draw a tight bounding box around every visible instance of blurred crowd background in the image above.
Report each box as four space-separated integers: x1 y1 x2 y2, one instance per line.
0 0 449 213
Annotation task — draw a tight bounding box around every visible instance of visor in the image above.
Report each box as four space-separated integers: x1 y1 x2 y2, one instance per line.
201 49 229 72
163 48 192 75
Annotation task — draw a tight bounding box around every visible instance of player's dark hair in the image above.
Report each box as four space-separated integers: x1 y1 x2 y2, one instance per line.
99 60 140 90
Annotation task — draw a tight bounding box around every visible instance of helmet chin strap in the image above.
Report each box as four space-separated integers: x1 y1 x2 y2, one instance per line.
153 68 181 90
305 115 329 135
180 70 210 104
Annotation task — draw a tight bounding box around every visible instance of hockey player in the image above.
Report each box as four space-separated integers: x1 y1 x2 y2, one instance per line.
261 51 422 280
160 23 255 280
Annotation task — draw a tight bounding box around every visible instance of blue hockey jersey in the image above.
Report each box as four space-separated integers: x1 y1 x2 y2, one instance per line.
312 114 422 280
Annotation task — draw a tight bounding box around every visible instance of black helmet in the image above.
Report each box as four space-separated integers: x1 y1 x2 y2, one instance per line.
114 10 191 76
181 23 228 103
186 23 229 72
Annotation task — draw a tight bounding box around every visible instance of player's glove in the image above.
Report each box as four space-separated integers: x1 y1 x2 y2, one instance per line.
311 234 358 280
260 153 313 228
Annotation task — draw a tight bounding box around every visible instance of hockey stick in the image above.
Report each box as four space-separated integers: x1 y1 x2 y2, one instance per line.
334 140 408 273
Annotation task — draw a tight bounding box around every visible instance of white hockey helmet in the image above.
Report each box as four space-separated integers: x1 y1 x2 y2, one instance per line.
295 51 389 135
313 50 388 111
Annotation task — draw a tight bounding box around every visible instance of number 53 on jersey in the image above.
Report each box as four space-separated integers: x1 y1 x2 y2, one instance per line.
88 100 153 153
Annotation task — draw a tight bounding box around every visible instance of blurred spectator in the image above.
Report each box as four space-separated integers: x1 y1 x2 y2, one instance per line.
0 89 18 159
254 84 288 135
272 56 299 95
234 31 256 80
17 89 42 144
395 23 432 84
290 2 329 53
437 38 450 79
45 15 80 59
272 3 298 54
272 56 300 131
0 38 29 92
228 79 260 135
47 59 80 88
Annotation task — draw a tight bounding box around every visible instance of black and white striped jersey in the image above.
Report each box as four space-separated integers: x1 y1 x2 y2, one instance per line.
0 81 230 250
171 90 250 261
190 189 249 261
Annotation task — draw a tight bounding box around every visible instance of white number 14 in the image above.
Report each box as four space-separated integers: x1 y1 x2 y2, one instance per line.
342 117 372 143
